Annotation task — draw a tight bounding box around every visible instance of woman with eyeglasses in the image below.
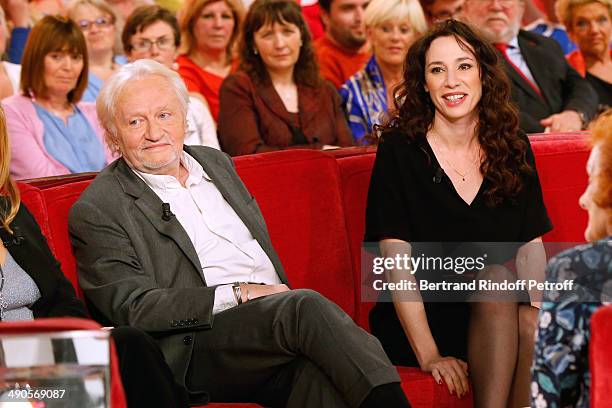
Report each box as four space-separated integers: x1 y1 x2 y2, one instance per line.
122 5 219 148
1 15 114 180
68 0 124 102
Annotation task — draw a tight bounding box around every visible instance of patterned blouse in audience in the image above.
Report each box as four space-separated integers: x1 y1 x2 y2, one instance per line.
531 110 612 408
339 0 427 144
339 57 387 145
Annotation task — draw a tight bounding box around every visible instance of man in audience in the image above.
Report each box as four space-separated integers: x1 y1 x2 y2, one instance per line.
69 60 411 408
462 0 597 133
421 0 465 23
315 0 370 88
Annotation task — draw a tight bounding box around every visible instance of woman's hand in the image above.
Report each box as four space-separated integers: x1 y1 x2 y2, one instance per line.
422 354 469 398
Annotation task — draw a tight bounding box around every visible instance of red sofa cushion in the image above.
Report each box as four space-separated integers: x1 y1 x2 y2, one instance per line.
235 150 356 318
530 136 590 243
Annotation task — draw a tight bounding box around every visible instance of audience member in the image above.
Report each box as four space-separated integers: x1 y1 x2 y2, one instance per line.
218 0 353 155
122 5 219 148
365 20 551 407
177 0 245 121
0 7 21 99
315 0 370 88
69 59 410 408
68 0 122 102
340 0 427 143
0 105 190 408
462 0 598 133
107 0 153 45
1 0 32 63
531 109 612 408
557 0 612 111
421 0 465 23
2 16 113 180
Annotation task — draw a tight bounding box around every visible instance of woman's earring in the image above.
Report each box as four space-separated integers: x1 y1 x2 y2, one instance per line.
253 48 258 55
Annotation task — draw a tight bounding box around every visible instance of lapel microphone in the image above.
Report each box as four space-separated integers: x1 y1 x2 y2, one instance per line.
433 167 444 184
161 203 174 221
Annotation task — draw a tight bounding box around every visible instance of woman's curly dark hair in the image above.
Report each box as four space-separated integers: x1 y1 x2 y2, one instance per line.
238 0 321 87
377 19 532 207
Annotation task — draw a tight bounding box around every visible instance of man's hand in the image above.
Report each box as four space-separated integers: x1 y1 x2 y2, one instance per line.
539 110 583 133
241 284 290 302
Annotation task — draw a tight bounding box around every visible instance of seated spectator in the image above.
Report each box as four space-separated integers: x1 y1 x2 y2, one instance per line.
557 0 612 111
2 16 113 180
177 0 245 121
218 0 353 155
420 0 465 23
0 7 21 99
68 0 123 102
122 5 219 148
0 105 189 408
69 58 410 408
531 109 612 408
1 0 33 64
340 0 427 143
315 0 370 88
462 0 598 133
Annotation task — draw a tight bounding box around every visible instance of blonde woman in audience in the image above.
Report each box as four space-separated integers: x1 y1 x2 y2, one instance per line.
0 7 21 99
1 16 113 180
177 0 245 121
218 0 353 156
122 5 219 148
339 0 427 144
531 109 612 408
68 0 123 102
557 0 612 110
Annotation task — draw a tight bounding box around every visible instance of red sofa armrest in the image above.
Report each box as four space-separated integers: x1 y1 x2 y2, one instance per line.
590 305 612 408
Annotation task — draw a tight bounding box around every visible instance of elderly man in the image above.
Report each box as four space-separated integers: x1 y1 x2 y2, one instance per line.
462 0 598 133
315 0 371 88
68 60 410 408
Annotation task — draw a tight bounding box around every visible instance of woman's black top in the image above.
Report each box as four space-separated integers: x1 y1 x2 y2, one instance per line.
0 200 87 319
364 129 552 366
586 72 612 112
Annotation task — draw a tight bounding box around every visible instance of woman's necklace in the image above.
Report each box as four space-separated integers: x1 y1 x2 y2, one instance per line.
431 131 481 182
0 265 7 321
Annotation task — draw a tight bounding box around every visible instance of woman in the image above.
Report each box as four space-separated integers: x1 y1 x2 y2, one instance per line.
0 105 190 408
365 20 551 407
217 0 353 156
177 0 244 121
531 110 612 408
557 0 612 111
122 5 219 148
1 16 113 180
339 0 427 144
68 0 124 102
0 7 21 100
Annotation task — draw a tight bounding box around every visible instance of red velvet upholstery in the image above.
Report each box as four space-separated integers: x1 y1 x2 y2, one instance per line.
13 135 594 407
590 305 612 408
234 150 355 318
0 317 127 408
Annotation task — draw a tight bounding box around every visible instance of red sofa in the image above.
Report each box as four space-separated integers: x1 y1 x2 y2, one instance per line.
14 134 594 407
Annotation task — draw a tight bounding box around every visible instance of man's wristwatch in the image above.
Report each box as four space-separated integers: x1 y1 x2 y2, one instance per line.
232 282 247 304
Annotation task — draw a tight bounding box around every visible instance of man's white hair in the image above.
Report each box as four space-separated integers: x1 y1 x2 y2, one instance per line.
97 59 190 148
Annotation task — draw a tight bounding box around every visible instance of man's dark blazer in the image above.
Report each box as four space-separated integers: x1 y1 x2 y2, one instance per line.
68 146 290 390
0 201 87 318
506 30 598 133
